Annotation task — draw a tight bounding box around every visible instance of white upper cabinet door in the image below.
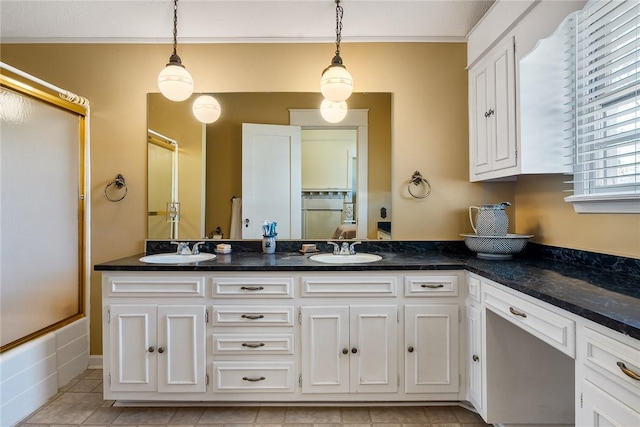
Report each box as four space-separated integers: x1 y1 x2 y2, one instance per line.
350 305 398 394
157 305 207 393
405 304 460 394
468 36 517 181
241 123 302 239
108 304 158 392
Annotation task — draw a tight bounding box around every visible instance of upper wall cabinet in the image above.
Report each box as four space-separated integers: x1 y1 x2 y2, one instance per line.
469 36 517 181
466 0 587 182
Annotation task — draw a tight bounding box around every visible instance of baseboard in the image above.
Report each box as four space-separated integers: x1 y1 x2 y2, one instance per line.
88 355 103 369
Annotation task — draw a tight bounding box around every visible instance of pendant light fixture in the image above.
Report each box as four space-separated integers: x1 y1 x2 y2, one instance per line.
192 94 222 124
320 0 353 103
320 99 348 123
157 0 194 102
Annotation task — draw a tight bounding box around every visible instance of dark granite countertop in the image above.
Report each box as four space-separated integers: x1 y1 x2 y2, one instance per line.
94 240 640 341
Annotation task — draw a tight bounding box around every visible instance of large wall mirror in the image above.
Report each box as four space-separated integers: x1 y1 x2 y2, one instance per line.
147 92 392 241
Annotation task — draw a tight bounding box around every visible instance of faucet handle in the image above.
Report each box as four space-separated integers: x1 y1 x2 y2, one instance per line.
349 241 362 254
327 241 340 254
191 241 206 255
170 241 192 255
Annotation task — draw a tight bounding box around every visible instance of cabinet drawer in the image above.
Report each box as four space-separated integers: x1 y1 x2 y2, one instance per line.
301 276 397 297
404 275 458 297
582 326 640 395
212 334 294 355
213 361 294 392
211 277 294 298
467 274 481 303
212 306 294 326
106 275 205 297
483 283 575 357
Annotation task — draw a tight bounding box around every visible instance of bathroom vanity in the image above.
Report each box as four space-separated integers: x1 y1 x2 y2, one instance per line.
95 243 640 426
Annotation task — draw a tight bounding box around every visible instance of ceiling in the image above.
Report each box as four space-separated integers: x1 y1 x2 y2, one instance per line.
0 0 494 44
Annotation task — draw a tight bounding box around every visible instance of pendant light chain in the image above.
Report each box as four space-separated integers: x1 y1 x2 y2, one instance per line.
334 0 344 58
172 0 178 57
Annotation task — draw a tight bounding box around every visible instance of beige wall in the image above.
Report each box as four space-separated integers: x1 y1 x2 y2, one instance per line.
2 42 636 355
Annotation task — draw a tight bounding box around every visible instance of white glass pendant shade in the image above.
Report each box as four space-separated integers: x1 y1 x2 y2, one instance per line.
158 64 194 102
320 99 348 123
192 95 222 124
320 65 353 102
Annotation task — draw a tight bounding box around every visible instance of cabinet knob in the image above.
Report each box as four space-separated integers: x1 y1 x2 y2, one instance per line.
342 348 349 355
408 346 414 353
157 347 165 354
148 346 155 353
351 347 358 354
473 354 479 362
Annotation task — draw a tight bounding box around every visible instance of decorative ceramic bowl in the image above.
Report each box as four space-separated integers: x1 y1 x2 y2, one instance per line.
460 233 533 260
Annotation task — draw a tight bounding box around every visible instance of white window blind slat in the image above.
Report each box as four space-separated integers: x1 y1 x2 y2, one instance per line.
566 0 640 210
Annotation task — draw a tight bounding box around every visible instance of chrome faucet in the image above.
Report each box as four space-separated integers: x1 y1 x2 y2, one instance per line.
327 241 340 254
171 241 192 255
327 241 362 255
191 241 205 254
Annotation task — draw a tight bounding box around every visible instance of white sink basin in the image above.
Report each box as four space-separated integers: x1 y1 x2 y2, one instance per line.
309 253 382 264
139 253 216 264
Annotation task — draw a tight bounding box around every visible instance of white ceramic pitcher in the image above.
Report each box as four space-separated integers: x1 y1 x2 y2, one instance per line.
468 202 511 236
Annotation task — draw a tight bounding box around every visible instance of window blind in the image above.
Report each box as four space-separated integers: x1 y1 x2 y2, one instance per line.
565 0 639 210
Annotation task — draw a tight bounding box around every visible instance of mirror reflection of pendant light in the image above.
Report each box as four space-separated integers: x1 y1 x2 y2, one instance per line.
192 94 222 124
320 99 348 123
157 0 194 102
320 0 353 103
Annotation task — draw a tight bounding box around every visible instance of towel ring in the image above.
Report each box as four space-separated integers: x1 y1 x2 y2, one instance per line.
104 173 128 202
408 171 431 199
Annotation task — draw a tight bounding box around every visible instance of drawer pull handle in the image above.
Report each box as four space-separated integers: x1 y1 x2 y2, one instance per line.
509 307 527 318
473 354 480 362
617 362 640 381
240 286 264 291
242 342 265 348
242 376 266 382
241 314 265 320
421 283 444 288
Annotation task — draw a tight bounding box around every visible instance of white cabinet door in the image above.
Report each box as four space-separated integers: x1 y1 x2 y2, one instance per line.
466 302 484 413
468 36 517 181
405 304 459 393
301 306 350 394
490 37 517 172
581 379 640 427
350 305 398 393
108 304 157 392
157 305 206 393
301 305 398 394
108 304 206 394
470 65 491 175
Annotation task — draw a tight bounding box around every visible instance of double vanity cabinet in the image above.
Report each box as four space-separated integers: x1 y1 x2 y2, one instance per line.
99 259 640 426
102 271 464 403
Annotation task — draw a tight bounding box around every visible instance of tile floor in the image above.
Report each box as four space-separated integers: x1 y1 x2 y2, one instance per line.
17 369 490 427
